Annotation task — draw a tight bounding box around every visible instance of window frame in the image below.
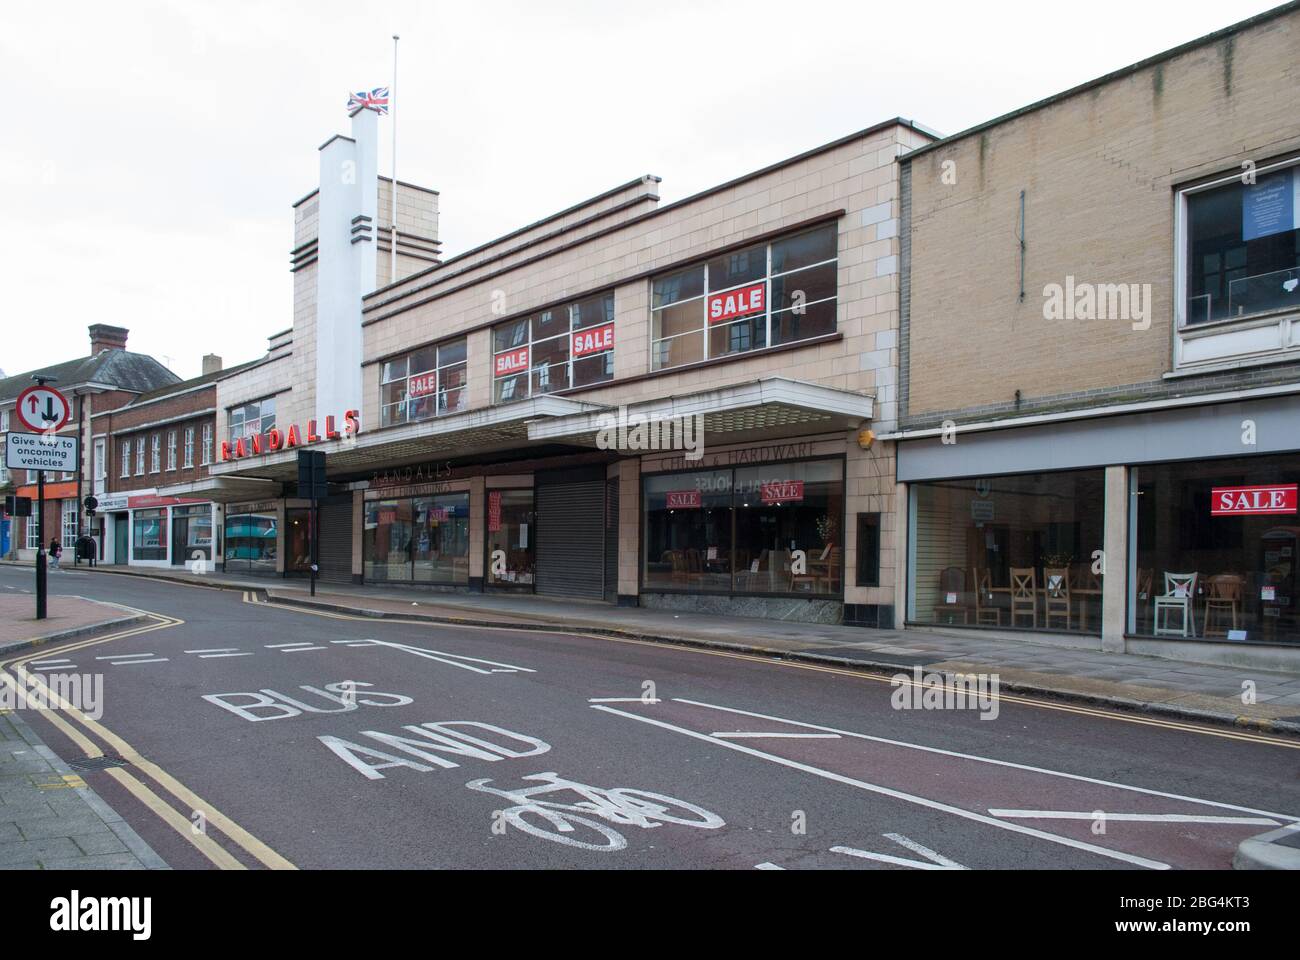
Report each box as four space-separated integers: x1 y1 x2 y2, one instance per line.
227 397 277 447
650 225 839 373
167 430 177 471
150 433 161 473
1175 156 1300 332
491 292 616 403
135 437 145 476
201 423 213 465
183 426 194 468
379 337 468 428
121 439 131 479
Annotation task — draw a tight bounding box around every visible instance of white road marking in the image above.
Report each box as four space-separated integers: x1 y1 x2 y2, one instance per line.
95 653 159 661
199 652 255 659
882 832 968 868
110 658 169 665
671 697 1300 824
591 704 1170 870
28 659 75 668
588 697 662 704
266 643 315 649
330 639 535 675
988 810 1280 826
754 862 785 870
185 648 240 654
712 732 841 740
831 845 955 870
280 646 327 653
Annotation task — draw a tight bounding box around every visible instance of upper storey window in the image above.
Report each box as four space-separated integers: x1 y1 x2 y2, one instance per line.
650 223 838 371
492 292 615 403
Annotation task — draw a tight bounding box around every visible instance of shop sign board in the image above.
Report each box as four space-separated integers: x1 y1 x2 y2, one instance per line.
665 490 702 509
1210 484 1297 516
707 282 765 324
221 410 359 462
760 481 804 505
494 347 530 377
571 322 615 358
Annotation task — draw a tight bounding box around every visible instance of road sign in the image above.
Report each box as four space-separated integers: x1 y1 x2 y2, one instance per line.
15 384 71 433
84 495 99 515
6 432 79 472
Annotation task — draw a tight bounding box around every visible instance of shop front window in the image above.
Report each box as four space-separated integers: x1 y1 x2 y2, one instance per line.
133 508 167 561
642 459 844 595
223 508 278 573
1132 454 1300 645
364 493 470 584
486 489 536 589
908 470 1105 633
285 508 312 573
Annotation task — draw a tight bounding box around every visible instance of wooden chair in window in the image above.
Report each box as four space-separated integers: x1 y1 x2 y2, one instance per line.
1154 572 1198 637
665 550 688 585
790 544 832 593
1203 574 1244 637
817 546 841 593
1009 567 1037 628
973 567 1001 626
932 566 971 624
1043 566 1072 631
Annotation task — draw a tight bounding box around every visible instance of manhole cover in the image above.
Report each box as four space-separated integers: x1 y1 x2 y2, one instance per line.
67 755 130 771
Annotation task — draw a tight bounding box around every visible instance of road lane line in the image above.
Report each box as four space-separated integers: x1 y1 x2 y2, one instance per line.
198 652 254 659
266 643 315 649
95 653 160 660
588 697 662 704
831 845 956 870
108 658 170 665
235 588 1300 748
672 697 1300 824
754 862 785 870
987 810 1279 825
280 646 327 652
591 704 1169 869
883 833 968 868
712 732 841 740
185 648 239 654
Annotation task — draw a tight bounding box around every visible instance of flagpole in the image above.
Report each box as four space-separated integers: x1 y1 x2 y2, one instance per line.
390 34 399 285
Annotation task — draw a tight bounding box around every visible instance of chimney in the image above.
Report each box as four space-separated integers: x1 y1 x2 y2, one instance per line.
88 324 129 355
202 354 223 376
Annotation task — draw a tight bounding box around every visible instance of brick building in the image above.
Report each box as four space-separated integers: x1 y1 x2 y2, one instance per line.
892 3 1300 666
0 326 179 562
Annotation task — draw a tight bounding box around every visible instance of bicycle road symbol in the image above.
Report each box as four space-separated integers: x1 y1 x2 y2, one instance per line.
467 772 725 852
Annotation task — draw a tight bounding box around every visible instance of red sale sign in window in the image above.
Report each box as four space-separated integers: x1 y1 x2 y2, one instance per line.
494 347 530 377
665 490 702 509
488 490 502 532
408 372 438 398
707 282 765 324
1211 484 1298 516
571 322 615 358
760 481 804 504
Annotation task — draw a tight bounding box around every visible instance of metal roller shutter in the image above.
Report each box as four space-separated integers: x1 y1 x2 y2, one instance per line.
536 473 606 600
316 500 353 582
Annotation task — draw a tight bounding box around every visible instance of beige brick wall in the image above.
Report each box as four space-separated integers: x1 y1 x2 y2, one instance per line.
904 11 1300 418
362 124 918 433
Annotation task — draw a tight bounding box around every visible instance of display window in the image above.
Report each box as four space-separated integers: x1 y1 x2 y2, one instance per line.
486 489 535 589
364 492 470 584
1132 454 1300 644
908 470 1105 633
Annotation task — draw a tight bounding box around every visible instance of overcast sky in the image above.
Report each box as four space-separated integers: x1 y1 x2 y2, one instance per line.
0 0 1280 380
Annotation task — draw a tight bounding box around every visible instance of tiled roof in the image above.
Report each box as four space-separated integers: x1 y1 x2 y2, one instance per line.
0 350 181 403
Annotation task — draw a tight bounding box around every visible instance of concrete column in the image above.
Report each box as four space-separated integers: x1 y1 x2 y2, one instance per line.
617 458 641 602
275 501 286 574
468 476 485 589
1101 464 1129 652
894 480 908 627
351 490 364 582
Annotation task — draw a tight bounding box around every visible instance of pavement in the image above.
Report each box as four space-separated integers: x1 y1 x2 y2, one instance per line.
0 560 1296 870
24 560 1300 736
0 590 149 652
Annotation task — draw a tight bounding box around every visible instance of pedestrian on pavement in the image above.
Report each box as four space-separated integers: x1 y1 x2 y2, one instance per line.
48 538 62 570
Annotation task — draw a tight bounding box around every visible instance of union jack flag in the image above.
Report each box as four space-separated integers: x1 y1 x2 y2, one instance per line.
347 87 390 115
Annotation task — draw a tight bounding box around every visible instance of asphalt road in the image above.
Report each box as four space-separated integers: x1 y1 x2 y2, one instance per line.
3 564 1298 871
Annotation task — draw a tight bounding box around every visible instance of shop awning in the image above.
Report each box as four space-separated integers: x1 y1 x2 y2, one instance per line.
207 395 610 483
525 378 874 447
153 475 284 504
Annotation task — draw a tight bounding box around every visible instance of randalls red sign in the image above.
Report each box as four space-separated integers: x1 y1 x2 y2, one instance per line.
1211 484 1298 516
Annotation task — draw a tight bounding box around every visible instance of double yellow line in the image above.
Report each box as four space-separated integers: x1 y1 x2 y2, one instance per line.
0 613 295 870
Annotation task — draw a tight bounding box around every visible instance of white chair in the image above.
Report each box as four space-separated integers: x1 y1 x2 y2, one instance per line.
1153 572 1198 637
